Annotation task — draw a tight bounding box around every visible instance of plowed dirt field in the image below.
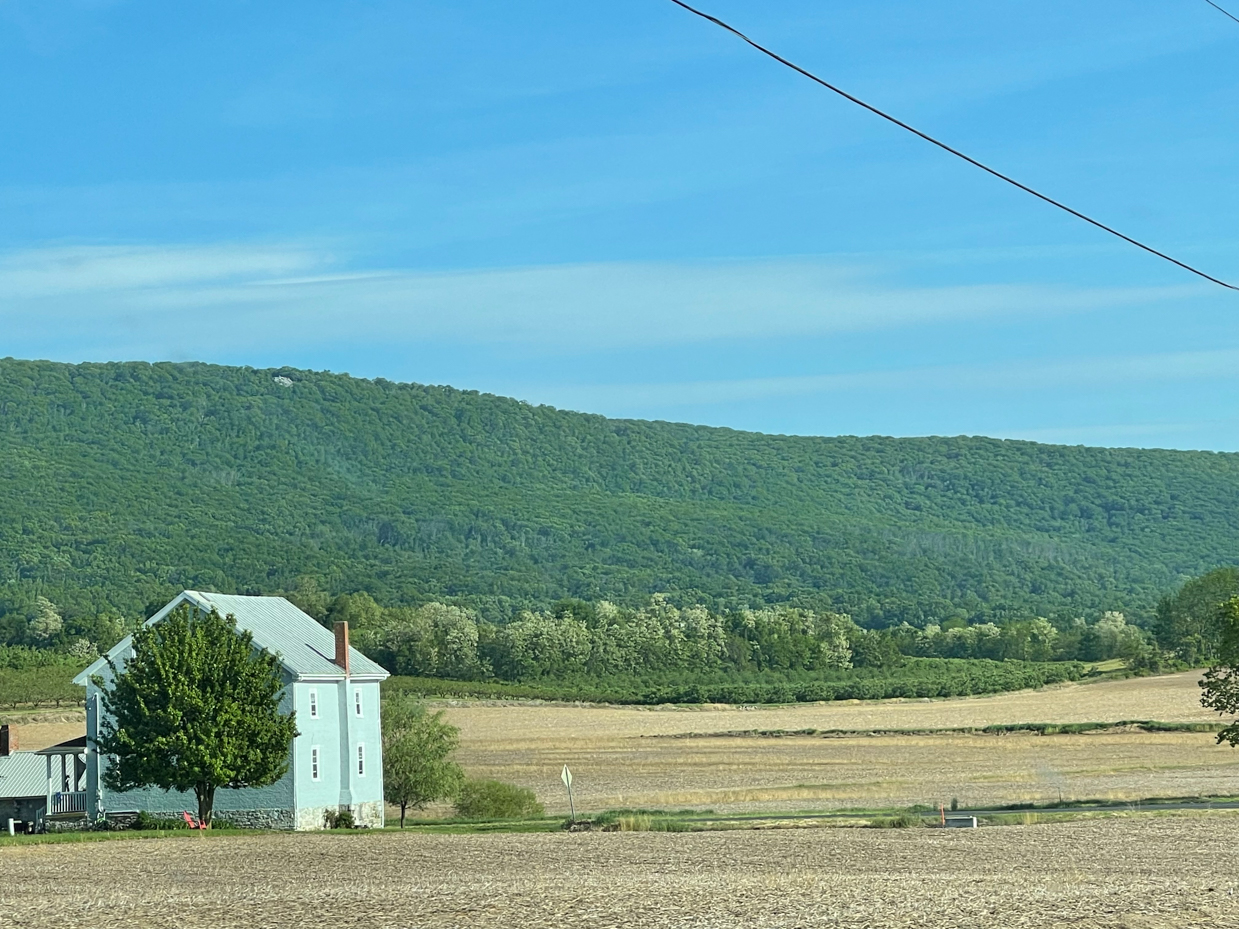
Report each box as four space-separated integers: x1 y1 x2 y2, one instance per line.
3 817 1237 928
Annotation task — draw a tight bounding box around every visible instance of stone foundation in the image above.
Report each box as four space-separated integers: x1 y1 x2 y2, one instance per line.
213 808 296 830
105 811 140 830
294 802 385 831
296 805 331 831
351 800 384 829
44 817 90 833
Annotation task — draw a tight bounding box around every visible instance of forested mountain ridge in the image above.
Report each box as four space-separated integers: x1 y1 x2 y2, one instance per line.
1 357 1237 630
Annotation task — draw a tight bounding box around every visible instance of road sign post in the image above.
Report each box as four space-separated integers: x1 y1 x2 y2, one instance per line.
561 764 575 824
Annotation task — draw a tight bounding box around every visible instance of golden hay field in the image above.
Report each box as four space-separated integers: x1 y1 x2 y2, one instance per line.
9 673 1236 815
441 672 1239 814
3 817 1238 928
445 670 1218 741
0 710 85 752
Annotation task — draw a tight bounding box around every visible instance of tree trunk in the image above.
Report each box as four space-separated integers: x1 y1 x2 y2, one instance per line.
400 802 407 829
195 782 215 829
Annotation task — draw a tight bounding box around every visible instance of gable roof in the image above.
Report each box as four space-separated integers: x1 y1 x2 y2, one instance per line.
75 590 389 686
0 752 47 800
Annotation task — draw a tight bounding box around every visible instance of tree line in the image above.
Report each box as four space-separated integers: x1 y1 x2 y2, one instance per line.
288 584 1157 682
4 564 1237 706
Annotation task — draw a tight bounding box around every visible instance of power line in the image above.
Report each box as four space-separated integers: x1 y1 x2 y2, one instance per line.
667 0 1238 291
1205 0 1239 27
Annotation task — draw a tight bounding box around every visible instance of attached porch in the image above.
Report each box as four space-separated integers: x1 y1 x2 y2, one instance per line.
36 736 89 820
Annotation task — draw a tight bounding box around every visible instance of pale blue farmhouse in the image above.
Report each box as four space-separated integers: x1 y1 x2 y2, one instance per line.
72 590 389 830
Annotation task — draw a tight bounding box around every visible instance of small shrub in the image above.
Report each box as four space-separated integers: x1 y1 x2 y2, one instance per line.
868 812 922 829
454 779 544 820
324 808 355 829
950 797 959 811
131 811 186 831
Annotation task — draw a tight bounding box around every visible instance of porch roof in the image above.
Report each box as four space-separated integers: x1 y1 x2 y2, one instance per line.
35 736 87 756
0 752 48 800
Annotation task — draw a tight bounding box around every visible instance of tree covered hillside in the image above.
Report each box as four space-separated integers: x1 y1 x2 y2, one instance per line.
1 357 1237 629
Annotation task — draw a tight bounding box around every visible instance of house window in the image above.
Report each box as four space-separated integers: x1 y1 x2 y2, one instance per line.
354 688 363 717
357 743 365 777
308 689 319 719
310 746 320 781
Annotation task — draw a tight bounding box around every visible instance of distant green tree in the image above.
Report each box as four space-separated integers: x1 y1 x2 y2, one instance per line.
1155 568 1239 663
849 628 904 668
1200 598 1239 748
95 605 298 827
326 592 384 630
496 610 591 679
381 695 464 828
285 576 331 623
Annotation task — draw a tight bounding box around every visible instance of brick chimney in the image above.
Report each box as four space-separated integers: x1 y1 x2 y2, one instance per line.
333 621 351 676
0 724 14 757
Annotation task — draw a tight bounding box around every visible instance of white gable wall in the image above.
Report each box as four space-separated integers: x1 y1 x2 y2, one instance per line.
81 592 388 830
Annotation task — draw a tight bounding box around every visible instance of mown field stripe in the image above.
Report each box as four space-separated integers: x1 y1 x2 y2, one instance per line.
653 720 1225 739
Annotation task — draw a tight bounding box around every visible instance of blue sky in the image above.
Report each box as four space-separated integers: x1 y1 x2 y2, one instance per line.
1 0 1236 449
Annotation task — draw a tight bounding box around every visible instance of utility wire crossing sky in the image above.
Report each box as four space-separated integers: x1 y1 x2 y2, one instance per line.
669 0 1239 291
1 1 1236 451
1204 0 1239 27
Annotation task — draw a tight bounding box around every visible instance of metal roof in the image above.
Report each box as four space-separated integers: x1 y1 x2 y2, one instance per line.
75 591 389 685
0 752 48 800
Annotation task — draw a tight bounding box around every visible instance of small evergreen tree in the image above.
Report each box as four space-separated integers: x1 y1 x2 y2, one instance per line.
382 695 464 827
95 605 298 827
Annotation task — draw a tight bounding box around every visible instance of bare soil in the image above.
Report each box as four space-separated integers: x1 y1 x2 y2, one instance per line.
2 816 1237 928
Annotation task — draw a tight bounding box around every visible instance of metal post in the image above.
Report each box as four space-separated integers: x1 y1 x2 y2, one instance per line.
561 765 575 824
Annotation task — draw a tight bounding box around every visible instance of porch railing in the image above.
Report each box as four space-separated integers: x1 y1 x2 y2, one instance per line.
50 792 86 815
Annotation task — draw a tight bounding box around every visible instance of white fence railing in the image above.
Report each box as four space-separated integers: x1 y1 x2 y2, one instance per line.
50 792 86 815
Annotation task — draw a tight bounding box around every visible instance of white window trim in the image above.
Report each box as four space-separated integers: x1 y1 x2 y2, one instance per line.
357 743 365 777
308 688 319 719
310 746 320 781
354 687 363 717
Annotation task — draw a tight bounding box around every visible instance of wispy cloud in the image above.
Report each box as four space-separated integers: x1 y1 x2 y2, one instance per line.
0 244 320 297
0 242 1197 358
524 349 1239 411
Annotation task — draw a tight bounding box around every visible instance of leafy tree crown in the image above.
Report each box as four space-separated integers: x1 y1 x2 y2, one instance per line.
96 604 298 808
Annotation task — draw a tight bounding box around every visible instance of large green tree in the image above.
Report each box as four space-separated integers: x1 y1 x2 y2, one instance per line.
381 695 463 828
1200 597 1239 747
96 605 299 827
